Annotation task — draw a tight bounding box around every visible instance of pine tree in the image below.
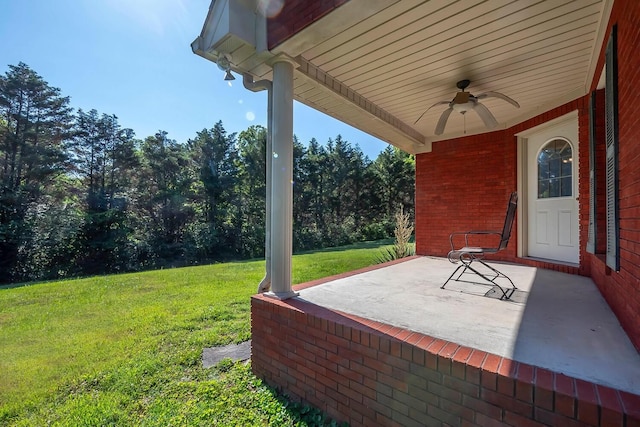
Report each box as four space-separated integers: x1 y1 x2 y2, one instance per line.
70 109 138 274
235 125 267 258
137 131 194 265
0 63 73 282
187 121 239 259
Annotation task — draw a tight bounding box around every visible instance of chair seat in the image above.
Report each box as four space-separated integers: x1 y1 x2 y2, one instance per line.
448 247 497 260
458 247 485 253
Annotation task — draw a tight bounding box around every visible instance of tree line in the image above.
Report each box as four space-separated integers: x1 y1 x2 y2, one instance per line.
0 63 414 284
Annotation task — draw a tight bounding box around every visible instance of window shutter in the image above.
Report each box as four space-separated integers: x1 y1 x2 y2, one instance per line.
586 91 596 254
605 26 619 271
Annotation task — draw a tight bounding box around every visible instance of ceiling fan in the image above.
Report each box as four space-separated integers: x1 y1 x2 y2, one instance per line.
414 79 520 135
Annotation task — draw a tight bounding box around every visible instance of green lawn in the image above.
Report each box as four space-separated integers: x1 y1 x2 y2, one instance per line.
0 241 388 426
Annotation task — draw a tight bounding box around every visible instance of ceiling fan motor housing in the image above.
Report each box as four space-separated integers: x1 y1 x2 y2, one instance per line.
453 91 471 104
453 88 473 113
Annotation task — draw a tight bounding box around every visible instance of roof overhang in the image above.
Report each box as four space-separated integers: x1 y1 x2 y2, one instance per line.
193 0 614 155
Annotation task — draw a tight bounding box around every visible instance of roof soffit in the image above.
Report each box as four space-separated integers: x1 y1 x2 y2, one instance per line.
281 0 613 151
192 0 614 155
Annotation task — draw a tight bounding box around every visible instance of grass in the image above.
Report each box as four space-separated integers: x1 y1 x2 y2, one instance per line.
0 241 387 426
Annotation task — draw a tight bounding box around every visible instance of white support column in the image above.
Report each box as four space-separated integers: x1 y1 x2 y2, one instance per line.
266 57 298 300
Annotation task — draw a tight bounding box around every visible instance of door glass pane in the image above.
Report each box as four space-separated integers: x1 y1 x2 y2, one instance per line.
538 139 572 198
561 177 572 197
561 158 572 176
538 180 549 198
549 178 559 197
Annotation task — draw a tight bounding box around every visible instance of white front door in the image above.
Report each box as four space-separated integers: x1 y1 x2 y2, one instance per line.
526 118 579 264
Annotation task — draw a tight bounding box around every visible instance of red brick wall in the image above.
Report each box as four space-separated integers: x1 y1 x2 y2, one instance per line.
415 0 640 352
251 293 640 427
415 129 513 260
415 99 589 269
267 0 350 49
583 0 640 354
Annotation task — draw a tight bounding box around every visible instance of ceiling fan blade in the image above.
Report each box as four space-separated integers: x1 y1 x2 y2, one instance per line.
434 107 453 135
414 100 451 124
473 103 498 129
476 91 520 108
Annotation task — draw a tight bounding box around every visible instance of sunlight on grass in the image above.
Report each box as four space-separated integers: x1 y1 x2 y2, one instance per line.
0 242 383 425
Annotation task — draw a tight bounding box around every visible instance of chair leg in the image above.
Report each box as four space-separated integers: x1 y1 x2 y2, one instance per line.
442 258 517 300
441 263 466 289
477 259 517 289
466 261 516 300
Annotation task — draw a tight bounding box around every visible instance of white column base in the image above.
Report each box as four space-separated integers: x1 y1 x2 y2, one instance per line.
263 290 299 300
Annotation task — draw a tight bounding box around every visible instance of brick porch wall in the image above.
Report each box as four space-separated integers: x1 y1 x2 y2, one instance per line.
251 290 640 427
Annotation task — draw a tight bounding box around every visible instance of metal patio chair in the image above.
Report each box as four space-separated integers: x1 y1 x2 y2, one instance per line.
441 192 518 300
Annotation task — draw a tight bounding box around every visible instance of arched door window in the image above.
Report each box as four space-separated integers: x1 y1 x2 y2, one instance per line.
537 139 573 198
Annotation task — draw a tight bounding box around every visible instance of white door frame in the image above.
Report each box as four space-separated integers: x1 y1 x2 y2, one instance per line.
516 111 579 261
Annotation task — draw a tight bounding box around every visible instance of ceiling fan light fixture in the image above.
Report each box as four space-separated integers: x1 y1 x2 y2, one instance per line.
216 53 231 71
216 53 235 82
452 101 473 113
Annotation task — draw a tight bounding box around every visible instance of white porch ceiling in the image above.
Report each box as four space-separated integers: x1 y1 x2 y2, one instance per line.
197 0 612 154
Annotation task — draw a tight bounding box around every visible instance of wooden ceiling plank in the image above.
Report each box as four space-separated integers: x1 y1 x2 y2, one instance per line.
363 23 596 105
341 2 601 89
329 0 589 81
377 43 592 112
321 0 512 74
351 10 598 96
302 0 426 60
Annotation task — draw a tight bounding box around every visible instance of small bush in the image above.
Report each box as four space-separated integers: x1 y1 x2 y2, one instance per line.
377 207 415 263
360 220 393 241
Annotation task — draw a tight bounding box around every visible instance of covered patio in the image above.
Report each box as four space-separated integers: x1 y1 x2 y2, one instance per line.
295 257 639 395
252 257 640 426
194 0 640 425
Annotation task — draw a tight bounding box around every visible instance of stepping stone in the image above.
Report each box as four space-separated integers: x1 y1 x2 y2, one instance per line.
202 340 251 368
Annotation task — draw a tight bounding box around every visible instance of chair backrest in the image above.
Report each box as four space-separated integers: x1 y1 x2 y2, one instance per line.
498 192 518 251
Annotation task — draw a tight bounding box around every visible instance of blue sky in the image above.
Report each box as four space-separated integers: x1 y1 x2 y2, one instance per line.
0 0 389 159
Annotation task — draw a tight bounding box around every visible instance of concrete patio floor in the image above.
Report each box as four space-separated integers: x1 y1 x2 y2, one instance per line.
296 256 640 396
